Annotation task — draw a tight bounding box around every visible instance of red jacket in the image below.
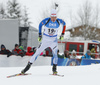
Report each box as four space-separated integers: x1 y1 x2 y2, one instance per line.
26 47 34 56
12 48 23 55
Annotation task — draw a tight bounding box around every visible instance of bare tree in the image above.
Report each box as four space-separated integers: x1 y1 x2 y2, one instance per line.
93 4 100 40
71 1 100 40
77 1 92 40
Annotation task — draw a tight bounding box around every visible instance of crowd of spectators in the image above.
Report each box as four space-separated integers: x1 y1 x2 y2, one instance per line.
0 44 38 57
57 49 93 59
0 43 93 59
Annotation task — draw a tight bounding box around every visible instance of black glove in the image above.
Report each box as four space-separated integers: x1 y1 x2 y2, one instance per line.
7 53 12 57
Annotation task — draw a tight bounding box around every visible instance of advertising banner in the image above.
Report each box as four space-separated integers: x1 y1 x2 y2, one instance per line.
81 59 100 65
51 58 81 66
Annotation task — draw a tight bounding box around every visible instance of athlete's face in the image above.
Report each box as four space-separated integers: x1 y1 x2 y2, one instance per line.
51 16 57 22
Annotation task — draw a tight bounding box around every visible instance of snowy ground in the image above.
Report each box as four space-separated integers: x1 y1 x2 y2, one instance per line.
0 64 100 85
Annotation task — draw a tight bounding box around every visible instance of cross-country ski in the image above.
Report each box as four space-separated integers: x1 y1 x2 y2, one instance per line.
7 73 31 78
49 74 64 77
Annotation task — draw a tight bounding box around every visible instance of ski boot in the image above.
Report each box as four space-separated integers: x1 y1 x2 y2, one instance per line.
52 64 57 75
21 62 32 74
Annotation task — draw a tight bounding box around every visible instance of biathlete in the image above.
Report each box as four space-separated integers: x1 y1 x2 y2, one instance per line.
21 9 66 75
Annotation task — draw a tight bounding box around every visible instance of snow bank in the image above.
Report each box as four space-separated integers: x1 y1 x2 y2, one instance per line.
0 55 51 67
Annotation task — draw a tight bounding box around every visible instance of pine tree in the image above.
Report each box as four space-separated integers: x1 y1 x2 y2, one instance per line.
7 0 21 19
0 3 6 19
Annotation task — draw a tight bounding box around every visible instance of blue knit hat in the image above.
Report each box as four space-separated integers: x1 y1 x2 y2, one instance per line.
1 44 6 49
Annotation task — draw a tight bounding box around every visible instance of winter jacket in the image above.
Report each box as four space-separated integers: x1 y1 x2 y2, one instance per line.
12 48 24 57
19 46 26 55
58 54 64 58
26 47 34 56
0 44 12 57
0 49 11 54
81 53 91 59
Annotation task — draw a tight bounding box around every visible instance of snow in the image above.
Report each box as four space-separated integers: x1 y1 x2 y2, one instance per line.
0 62 100 85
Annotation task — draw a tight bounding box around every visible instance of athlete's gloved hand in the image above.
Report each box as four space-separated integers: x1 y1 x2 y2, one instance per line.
38 35 42 42
59 34 64 40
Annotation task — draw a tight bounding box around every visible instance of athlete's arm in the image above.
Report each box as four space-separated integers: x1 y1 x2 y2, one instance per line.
39 18 50 36
57 18 66 35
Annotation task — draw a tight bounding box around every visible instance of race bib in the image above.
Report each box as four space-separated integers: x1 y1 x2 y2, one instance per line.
44 27 58 36
48 28 56 36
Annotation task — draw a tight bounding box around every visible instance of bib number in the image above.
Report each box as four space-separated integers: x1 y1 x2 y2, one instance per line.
48 28 56 35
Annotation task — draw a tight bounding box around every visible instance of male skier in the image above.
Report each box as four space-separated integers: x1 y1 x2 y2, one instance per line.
21 9 66 75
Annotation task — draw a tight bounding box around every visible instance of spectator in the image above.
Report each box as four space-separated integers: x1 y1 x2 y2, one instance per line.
19 46 26 56
12 44 24 57
0 44 12 57
70 50 78 59
57 50 64 58
97 43 100 53
32 47 36 53
97 43 100 58
45 47 52 56
64 50 70 58
81 50 91 59
32 47 43 56
91 46 96 59
26 46 34 56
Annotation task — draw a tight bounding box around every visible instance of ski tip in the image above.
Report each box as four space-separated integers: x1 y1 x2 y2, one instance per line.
7 76 10 78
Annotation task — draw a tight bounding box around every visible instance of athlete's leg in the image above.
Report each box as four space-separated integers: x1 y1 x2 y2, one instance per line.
29 42 47 63
50 42 58 74
21 40 49 74
51 42 58 65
